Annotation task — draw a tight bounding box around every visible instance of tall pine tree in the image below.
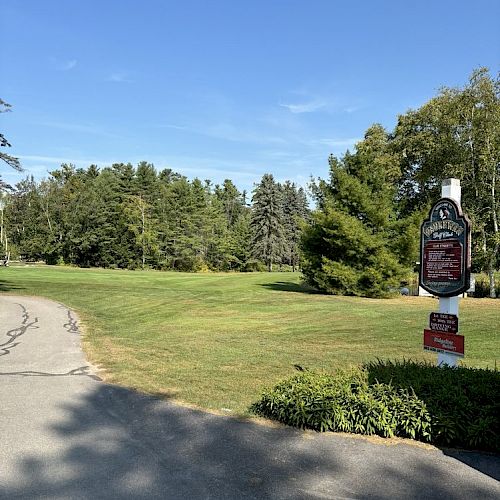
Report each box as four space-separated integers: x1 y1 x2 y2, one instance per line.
250 174 286 271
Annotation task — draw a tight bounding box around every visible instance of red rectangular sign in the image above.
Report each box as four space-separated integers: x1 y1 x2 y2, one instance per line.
429 313 458 333
423 329 464 357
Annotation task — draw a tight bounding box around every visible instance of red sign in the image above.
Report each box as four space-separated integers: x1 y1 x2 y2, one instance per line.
429 313 458 334
423 240 462 282
423 330 464 357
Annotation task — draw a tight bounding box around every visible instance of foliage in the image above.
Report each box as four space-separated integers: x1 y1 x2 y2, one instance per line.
301 125 410 297
250 174 287 272
241 259 267 272
253 360 500 451
252 368 432 441
393 68 500 296
472 272 500 298
365 359 500 451
0 98 23 191
301 68 499 298
4 165 309 272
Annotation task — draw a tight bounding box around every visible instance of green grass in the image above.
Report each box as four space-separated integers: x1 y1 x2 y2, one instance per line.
1 265 499 415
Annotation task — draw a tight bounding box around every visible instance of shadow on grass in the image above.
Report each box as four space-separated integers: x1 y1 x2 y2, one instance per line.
0 279 23 292
260 281 320 294
3 381 499 499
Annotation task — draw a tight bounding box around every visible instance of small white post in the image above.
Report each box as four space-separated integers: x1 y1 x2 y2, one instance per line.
438 179 461 367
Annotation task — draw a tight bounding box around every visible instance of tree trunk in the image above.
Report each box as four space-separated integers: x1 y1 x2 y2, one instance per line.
488 262 497 298
141 201 146 270
489 161 498 298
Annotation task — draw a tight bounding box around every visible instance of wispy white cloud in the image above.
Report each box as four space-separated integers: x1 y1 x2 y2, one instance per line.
204 123 287 145
155 121 287 145
279 100 327 114
343 106 361 113
303 137 360 148
15 153 261 184
157 124 190 131
38 120 123 139
17 154 118 166
63 59 77 70
106 72 132 83
50 57 77 71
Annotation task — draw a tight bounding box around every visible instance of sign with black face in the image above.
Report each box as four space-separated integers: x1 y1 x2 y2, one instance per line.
420 198 471 297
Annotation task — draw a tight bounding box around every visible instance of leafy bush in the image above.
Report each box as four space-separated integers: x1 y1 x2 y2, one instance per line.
472 273 500 298
252 368 432 442
365 359 500 451
252 361 500 451
241 259 267 272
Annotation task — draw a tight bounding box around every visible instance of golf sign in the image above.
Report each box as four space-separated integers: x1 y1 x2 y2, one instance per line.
420 197 471 297
419 180 473 366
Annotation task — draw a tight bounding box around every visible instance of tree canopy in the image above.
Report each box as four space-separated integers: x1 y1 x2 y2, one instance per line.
4 165 309 272
302 68 499 297
0 99 23 191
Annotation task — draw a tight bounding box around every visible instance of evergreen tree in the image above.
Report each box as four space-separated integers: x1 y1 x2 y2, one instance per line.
0 99 22 191
250 174 286 271
5 163 298 273
281 181 309 271
301 125 408 297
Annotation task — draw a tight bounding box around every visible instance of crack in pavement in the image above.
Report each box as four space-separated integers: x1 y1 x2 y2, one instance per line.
0 303 39 357
0 365 101 379
59 304 79 335
1 301 97 380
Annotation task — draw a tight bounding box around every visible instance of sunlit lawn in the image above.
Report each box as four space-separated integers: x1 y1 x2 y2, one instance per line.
1 265 498 415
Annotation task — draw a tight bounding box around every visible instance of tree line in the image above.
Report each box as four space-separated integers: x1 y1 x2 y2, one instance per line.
1 68 498 297
2 163 308 272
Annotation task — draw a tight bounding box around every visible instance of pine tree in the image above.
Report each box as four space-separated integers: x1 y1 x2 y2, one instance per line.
281 181 309 271
301 125 408 297
250 174 286 271
0 99 23 191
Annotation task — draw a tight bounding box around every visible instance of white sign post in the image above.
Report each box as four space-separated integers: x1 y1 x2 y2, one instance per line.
437 179 461 367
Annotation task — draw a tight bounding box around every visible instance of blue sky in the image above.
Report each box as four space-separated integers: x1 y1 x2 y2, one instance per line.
1 0 499 194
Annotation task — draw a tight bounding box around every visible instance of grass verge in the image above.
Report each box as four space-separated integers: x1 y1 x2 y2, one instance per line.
1 265 499 415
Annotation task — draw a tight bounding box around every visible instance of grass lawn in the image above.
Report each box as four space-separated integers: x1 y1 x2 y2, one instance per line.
1 265 499 415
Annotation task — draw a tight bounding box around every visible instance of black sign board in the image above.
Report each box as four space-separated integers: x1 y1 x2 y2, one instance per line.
429 312 458 334
420 198 471 297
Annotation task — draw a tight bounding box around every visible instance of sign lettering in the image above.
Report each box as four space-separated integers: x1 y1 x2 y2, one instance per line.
429 313 458 334
423 330 464 357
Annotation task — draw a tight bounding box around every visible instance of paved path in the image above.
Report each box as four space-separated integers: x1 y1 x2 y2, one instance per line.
0 295 499 500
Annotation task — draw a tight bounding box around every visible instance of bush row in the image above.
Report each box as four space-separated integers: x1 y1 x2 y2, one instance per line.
252 360 500 452
252 368 432 442
365 359 500 451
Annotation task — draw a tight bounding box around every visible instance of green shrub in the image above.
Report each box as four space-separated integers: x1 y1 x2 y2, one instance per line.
251 368 432 442
365 359 500 451
241 259 267 272
252 361 500 451
472 273 500 298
